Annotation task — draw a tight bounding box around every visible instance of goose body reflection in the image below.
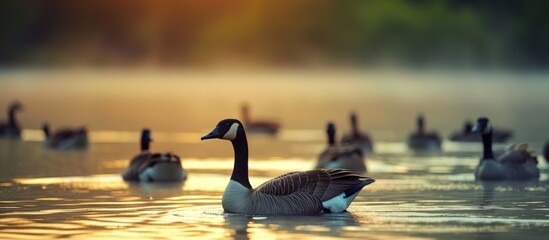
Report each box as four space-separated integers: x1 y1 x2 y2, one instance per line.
317 122 366 173
201 119 374 215
0 101 23 139
472 117 539 180
122 129 187 182
42 122 88 150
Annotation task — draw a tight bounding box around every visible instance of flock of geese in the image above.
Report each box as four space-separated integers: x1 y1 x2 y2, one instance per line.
1 101 547 215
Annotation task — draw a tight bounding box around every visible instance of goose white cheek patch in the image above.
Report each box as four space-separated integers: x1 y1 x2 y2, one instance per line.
223 123 240 140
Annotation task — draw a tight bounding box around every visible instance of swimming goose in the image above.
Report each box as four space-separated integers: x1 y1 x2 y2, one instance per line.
0 101 23 139
450 120 512 143
472 117 539 180
241 104 280 134
341 113 373 153
407 114 442 151
122 129 187 182
317 122 366 173
42 122 89 150
201 119 374 215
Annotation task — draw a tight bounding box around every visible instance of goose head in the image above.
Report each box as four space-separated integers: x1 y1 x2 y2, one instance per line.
201 119 244 141
140 128 153 151
472 117 491 134
9 101 23 112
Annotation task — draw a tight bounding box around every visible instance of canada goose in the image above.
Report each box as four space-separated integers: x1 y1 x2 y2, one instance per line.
407 114 441 151
450 120 512 143
201 119 374 215
543 141 549 162
0 101 23 139
241 104 280 134
122 129 187 182
317 122 366 173
341 113 373 153
472 117 539 180
42 122 88 150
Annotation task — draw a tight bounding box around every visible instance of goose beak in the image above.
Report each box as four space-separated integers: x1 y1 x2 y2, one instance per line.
201 127 221 140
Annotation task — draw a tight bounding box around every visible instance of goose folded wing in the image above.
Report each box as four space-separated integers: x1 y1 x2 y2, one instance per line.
254 170 331 197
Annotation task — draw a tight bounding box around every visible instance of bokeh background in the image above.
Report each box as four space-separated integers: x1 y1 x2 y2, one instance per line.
1 1 549 240
2 0 549 68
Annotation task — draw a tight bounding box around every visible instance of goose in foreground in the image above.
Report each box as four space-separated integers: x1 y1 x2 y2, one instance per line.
241 104 280 135
450 120 512 143
0 101 23 139
472 117 539 180
122 129 187 182
42 122 89 150
407 114 442 151
317 122 366 173
201 119 374 215
341 113 373 153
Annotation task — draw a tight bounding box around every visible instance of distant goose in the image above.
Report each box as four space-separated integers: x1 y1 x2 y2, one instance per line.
122 129 187 182
42 123 89 150
544 141 549 162
241 104 280 134
317 122 366 173
201 119 374 215
472 117 539 180
0 101 23 139
407 115 442 151
450 120 512 143
341 113 373 153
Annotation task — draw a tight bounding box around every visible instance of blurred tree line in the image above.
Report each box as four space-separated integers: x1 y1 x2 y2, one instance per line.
1 0 548 68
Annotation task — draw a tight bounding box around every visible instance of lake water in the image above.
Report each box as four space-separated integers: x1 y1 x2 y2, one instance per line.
0 69 548 239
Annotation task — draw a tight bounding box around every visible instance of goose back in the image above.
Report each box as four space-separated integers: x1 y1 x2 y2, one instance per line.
317 146 365 172
122 152 185 181
43 126 88 150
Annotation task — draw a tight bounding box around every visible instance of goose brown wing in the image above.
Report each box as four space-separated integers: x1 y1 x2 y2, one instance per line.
254 169 330 197
254 169 373 201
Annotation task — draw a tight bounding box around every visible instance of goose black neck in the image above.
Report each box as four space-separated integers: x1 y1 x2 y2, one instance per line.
481 129 494 160
43 126 50 138
328 131 336 146
140 138 150 151
417 119 425 135
230 130 252 189
8 108 18 126
352 122 359 136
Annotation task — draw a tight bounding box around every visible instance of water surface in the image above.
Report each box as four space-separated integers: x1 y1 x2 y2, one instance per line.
0 69 548 239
